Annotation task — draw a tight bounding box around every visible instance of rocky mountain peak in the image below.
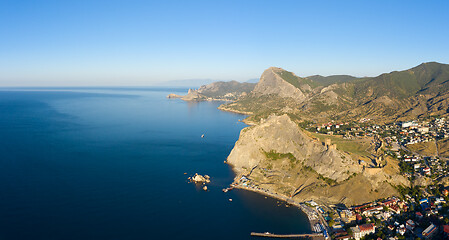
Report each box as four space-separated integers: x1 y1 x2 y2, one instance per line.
252 67 308 103
267 66 285 72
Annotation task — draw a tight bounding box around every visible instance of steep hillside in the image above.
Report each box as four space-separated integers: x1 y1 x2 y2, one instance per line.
220 67 324 122
350 62 449 101
221 62 449 123
251 67 310 102
343 62 449 121
219 62 449 206
197 81 255 99
227 115 407 205
220 64 449 206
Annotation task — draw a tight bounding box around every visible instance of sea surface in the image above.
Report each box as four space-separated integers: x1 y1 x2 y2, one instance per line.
0 88 310 240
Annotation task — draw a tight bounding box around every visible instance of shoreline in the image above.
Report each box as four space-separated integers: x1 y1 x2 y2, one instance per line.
217 106 257 125
167 93 236 103
217 105 254 116
232 184 326 236
215 98 327 237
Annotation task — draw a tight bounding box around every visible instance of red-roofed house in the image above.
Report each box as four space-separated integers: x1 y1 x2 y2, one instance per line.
443 189 449 196
362 205 383 216
356 213 362 223
416 212 423 219
390 205 401 214
406 219 416 230
382 198 398 207
352 223 376 240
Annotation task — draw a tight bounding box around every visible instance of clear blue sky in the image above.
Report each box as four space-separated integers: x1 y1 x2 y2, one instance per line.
1 0 448 86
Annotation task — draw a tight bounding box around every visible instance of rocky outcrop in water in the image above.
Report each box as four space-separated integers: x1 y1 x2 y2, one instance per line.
189 173 211 183
166 93 182 99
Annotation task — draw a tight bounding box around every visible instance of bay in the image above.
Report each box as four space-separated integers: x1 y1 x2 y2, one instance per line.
0 88 310 240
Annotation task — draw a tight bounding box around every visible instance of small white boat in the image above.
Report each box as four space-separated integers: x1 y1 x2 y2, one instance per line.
201 134 204 138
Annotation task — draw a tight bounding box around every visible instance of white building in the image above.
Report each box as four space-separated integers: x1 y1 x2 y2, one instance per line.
418 127 430 133
351 223 375 240
402 121 414 128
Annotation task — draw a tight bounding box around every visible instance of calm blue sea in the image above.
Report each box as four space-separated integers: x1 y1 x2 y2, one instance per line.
0 88 310 240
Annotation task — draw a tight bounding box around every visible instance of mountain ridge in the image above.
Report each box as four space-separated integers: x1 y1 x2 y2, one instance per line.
221 62 449 123
306 74 358 86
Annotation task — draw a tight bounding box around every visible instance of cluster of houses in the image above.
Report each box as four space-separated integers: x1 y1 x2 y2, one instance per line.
325 198 404 239
395 151 449 181
400 154 445 178
398 120 436 145
250 117 449 239
386 195 447 238
316 122 350 135
317 194 449 239
311 118 449 145
380 118 449 147
298 117 449 239
311 117 449 182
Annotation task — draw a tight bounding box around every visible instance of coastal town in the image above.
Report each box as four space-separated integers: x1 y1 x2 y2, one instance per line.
306 117 449 185
310 117 449 239
231 117 449 239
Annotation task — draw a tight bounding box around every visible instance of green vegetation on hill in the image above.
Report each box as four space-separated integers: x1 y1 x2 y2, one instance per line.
199 81 256 99
221 62 449 123
263 150 300 169
222 64 444 206
308 132 370 157
262 150 338 186
278 70 320 89
307 75 358 86
355 71 420 99
222 94 301 122
263 150 296 162
413 62 449 93
354 62 449 100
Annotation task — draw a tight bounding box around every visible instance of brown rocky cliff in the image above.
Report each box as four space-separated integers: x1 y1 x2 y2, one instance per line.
252 67 307 103
227 114 361 181
227 114 408 205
